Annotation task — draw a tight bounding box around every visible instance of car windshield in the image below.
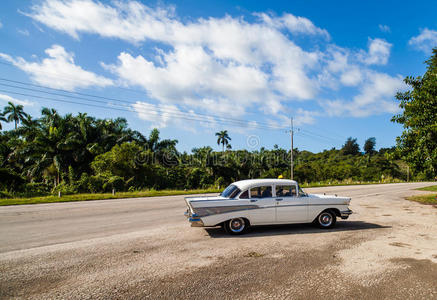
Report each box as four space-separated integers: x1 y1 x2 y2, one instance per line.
221 184 241 198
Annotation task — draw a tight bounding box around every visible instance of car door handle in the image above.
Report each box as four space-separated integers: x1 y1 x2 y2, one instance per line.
276 198 283 201
250 199 258 202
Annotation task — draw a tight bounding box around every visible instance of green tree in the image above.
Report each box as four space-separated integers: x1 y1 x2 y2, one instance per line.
342 137 360 155
17 115 39 141
364 137 376 155
0 112 7 130
147 128 178 153
215 130 231 152
392 48 437 178
3 102 27 129
364 137 376 162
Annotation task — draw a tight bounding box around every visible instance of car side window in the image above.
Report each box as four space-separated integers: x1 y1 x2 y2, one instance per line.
250 186 272 198
276 185 296 197
239 190 249 199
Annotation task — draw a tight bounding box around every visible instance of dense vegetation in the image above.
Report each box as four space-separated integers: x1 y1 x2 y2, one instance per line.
0 102 408 198
392 48 437 179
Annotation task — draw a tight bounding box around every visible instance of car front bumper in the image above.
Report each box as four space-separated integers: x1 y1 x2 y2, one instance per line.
340 209 353 219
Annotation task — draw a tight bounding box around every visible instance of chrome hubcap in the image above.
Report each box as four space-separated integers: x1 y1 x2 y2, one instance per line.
319 213 332 227
230 218 245 232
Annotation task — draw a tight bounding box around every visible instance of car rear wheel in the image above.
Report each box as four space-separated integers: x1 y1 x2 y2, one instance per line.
316 211 336 229
224 218 248 235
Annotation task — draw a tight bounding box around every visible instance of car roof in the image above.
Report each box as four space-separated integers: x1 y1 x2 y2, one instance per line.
232 179 297 191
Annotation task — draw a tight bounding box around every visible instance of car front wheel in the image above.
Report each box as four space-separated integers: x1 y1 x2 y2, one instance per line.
316 211 336 229
224 218 248 235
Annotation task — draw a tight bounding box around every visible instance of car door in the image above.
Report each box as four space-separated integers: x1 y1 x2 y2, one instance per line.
247 185 276 225
275 184 308 223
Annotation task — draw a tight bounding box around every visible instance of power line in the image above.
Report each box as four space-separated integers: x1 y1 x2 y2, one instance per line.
0 77 289 130
0 61 281 122
0 89 287 131
295 131 341 147
305 124 347 140
299 128 344 143
0 81 347 141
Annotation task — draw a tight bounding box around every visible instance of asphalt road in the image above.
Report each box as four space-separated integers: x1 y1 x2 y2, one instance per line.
1 182 436 299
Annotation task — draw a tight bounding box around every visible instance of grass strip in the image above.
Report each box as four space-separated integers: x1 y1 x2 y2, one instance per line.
407 194 437 206
416 185 437 192
0 189 221 206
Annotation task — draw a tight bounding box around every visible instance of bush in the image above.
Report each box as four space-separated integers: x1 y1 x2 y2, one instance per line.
103 176 125 192
0 168 26 191
24 182 51 196
0 191 12 199
214 177 225 189
88 174 107 193
75 173 91 193
52 182 78 195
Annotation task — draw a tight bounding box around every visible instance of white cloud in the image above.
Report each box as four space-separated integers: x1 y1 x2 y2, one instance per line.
358 38 392 65
0 20 3 29
255 12 330 39
28 0 329 43
17 29 30 36
22 0 405 129
323 72 405 117
0 93 34 106
340 67 363 86
133 102 182 129
0 45 113 91
94 7 322 119
30 0 322 104
293 109 319 125
26 0 174 43
409 28 437 53
378 24 390 33
132 101 218 131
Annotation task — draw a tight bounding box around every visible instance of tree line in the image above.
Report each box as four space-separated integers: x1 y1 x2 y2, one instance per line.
0 102 407 197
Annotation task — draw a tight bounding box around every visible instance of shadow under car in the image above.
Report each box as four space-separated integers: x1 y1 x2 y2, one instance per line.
204 221 391 238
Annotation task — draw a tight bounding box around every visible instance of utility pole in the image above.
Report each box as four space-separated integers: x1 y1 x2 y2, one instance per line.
290 117 294 181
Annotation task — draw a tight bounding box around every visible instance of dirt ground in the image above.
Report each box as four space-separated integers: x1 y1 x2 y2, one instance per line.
0 182 436 299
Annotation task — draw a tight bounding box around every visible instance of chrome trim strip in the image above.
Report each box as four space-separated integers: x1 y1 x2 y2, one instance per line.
189 199 230 202
185 196 219 199
193 205 259 217
262 203 348 208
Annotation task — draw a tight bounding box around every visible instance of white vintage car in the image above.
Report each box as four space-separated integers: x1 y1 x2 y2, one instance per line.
185 179 352 234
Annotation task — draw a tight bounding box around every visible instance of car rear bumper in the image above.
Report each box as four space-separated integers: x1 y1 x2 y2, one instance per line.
185 210 204 227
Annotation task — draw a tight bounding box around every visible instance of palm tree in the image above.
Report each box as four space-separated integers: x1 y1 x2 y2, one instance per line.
0 112 6 130
41 107 59 128
215 130 231 152
3 102 27 129
17 114 40 140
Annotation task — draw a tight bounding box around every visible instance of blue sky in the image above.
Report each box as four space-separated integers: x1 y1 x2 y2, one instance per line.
0 0 436 153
